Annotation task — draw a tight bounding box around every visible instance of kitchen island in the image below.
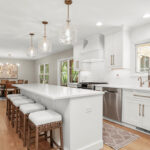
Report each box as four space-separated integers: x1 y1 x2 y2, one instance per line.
14 84 104 150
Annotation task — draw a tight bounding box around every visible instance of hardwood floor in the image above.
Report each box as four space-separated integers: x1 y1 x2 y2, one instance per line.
102 120 150 150
0 100 150 150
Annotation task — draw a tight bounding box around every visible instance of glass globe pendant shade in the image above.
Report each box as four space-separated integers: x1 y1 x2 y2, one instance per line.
38 36 52 53
26 33 36 58
59 21 77 45
27 46 36 57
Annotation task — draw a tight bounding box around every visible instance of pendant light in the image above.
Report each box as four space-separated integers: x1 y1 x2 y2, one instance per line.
59 0 77 45
38 21 51 53
27 33 36 57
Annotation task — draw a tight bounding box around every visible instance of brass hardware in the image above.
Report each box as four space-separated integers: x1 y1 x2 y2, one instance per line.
113 55 115 65
42 21 48 37
134 94 150 99
29 33 34 36
139 104 141 116
42 21 48 25
142 104 144 117
110 55 113 65
138 76 144 87
65 0 72 5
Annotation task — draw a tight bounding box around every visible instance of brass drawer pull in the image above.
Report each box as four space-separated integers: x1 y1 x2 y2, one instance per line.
134 94 150 99
139 104 141 116
142 104 144 117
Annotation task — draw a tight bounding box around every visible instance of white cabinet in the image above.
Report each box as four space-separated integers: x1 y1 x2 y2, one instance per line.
105 28 130 69
122 90 150 131
73 41 83 71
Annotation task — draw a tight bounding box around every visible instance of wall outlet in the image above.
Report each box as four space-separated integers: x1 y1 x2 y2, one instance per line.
86 107 92 113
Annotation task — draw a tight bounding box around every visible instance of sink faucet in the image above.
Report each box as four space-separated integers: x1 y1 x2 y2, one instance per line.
138 76 144 87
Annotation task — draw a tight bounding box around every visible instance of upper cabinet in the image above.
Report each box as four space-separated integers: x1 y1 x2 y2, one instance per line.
105 28 130 69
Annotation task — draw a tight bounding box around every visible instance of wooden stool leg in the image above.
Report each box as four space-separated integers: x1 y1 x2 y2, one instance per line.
23 115 26 146
8 100 11 120
60 126 64 150
44 131 47 141
50 130 53 148
6 99 8 116
19 111 21 138
16 108 19 133
27 123 31 150
35 127 39 150
11 105 15 127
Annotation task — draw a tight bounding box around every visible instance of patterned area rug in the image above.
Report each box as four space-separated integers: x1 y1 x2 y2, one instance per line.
103 122 139 150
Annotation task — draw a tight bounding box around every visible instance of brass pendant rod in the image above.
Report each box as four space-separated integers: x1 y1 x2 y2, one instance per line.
42 21 48 38
44 24 46 38
29 33 34 47
67 5 70 22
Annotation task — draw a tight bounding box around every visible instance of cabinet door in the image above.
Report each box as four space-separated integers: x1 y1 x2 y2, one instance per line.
123 99 142 127
142 100 150 131
105 34 114 67
112 31 123 68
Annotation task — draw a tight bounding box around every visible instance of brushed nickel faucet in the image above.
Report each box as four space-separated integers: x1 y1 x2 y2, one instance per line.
138 76 144 87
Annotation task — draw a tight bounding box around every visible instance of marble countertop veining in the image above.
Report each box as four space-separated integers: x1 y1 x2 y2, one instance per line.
13 84 104 100
96 84 150 92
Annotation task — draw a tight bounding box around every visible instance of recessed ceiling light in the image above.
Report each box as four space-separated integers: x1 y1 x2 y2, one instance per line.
143 14 150 19
96 22 103 27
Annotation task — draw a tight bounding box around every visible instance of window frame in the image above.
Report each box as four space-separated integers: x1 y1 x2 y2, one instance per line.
57 57 79 86
39 64 49 84
135 42 150 73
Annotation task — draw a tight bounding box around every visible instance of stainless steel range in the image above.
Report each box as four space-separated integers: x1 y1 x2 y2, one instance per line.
77 82 108 90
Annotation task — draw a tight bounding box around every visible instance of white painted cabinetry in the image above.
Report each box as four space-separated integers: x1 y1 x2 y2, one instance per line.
73 41 83 70
122 89 150 131
105 28 130 69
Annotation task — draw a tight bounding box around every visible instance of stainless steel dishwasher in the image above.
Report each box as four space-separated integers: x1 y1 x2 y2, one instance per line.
103 87 122 122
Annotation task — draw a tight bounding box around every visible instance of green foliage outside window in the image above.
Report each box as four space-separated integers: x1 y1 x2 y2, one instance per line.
61 61 68 86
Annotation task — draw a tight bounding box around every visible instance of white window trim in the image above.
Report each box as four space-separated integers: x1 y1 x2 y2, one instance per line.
130 40 150 77
57 57 76 86
39 64 49 84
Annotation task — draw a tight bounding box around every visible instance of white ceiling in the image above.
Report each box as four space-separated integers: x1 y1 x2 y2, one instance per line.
0 0 150 59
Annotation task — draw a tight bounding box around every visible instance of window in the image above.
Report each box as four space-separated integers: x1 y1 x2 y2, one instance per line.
136 43 150 73
39 64 49 84
59 59 78 86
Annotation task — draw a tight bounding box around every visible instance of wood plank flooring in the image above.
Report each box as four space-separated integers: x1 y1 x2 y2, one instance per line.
0 100 150 150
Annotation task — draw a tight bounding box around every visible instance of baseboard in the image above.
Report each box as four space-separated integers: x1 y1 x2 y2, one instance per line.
77 140 103 150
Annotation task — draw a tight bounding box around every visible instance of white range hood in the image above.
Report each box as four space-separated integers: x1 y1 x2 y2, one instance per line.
80 34 104 62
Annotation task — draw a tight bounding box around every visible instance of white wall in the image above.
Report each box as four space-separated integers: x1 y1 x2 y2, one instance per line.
0 58 36 83
35 49 73 84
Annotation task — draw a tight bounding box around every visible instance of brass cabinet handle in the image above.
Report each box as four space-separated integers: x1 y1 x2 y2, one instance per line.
139 104 141 116
113 55 115 65
110 55 112 65
134 94 150 99
142 104 144 117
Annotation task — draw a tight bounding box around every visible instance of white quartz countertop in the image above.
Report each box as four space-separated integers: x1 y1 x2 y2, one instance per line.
14 84 104 100
96 84 150 91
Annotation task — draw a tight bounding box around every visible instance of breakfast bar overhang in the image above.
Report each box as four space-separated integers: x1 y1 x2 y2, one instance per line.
14 84 104 150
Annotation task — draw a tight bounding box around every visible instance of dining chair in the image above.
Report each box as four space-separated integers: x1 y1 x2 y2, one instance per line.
18 80 24 84
24 80 28 84
5 83 16 97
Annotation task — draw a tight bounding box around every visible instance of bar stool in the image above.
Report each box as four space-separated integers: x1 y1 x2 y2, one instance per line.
19 103 45 146
7 95 27 120
6 94 22 115
11 98 34 133
27 110 63 150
